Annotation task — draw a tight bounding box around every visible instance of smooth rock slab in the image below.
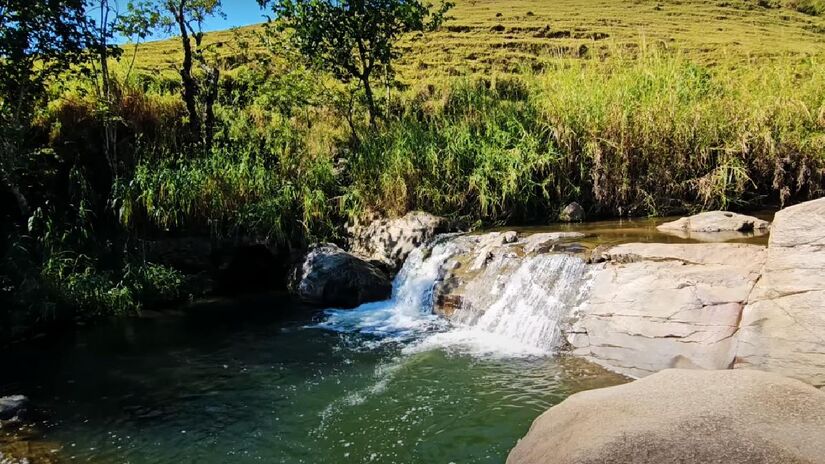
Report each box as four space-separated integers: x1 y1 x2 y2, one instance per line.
508 369 825 464
567 243 765 378
658 210 769 233
736 197 825 386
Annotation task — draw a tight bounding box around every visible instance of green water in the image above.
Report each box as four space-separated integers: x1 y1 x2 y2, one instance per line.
0 296 626 463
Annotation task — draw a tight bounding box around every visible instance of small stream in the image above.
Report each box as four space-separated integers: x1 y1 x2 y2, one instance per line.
0 216 770 463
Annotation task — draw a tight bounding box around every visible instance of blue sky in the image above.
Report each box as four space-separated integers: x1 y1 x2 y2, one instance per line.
196 0 269 34
103 0 269 43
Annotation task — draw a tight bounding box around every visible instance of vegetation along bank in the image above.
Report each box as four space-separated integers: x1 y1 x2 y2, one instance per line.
1 0 824 342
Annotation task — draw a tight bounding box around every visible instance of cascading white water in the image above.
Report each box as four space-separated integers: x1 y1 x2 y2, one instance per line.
317 239 464 338
405 252 592 357
318 235 592 358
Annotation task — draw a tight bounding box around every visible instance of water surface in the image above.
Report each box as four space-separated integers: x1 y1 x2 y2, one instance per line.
5 214 766 463
0 295 625 463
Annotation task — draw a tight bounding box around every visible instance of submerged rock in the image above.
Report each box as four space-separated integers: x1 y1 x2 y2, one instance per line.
347 211 450 273
0 396 27 421
736 197 825 385
567 243 766 378
558 202 585 222
508 369 825 464
658 210 769 233
0 439 62 464
288 243 391 308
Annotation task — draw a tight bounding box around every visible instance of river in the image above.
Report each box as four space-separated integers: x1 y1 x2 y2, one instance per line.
0 215 771 463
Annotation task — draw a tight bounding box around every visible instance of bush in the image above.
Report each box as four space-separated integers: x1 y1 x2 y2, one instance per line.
789 0 825 15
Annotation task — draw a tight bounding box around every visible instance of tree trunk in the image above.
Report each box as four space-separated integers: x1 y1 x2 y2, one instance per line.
99 0 118 180
175 1 200 140
362 74 377 129
2 175 30 219
202 64 219 149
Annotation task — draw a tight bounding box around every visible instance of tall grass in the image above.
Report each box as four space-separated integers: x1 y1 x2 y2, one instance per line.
123 51 825 235
7 41 824 338
345 51 825 224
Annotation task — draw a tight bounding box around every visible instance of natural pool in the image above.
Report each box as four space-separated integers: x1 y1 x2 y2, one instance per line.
0 296 625 463
2 215 772 463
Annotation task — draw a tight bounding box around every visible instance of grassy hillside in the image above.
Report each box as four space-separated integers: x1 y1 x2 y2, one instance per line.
124 0 825 80
5 0 824 336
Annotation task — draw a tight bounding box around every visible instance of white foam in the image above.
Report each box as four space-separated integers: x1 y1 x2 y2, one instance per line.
315 236 592 360
403 328 551 359
317 240 461 339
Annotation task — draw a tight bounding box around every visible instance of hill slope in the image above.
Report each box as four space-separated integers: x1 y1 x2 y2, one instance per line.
124 0 825 80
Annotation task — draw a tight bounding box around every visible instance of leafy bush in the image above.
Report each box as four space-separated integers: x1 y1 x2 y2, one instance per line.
788 0 825 15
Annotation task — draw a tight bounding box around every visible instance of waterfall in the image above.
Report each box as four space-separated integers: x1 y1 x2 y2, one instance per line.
318 238 464 338
318 234 592 358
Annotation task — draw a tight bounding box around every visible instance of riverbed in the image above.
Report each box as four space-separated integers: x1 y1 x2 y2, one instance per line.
0 215 772 463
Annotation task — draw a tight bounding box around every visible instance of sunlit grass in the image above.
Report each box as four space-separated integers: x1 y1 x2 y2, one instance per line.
121 0 825 82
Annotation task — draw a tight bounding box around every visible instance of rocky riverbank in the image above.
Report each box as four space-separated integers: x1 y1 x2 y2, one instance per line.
286 199 825 462
289 200 825 385
507 369 825 464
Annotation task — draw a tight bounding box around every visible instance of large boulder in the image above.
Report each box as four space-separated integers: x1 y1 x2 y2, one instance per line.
658 211 769 233
567 243 766 378
558 202 585 222
0 396 27 421
508 369 825 464
289 244 392 308
735 197 825 386
347 211 449 272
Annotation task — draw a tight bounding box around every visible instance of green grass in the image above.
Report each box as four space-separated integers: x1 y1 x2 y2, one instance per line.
343 50 825 224
6 0 825 335
122 0 825 82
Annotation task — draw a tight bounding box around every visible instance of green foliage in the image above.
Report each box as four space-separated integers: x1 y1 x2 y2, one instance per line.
3 0 825 343
344 53 825 221
1 207 186 341
124 0 227 146
0 0 93 218
789 0 825 15
122 125 339 244
263 0 453 125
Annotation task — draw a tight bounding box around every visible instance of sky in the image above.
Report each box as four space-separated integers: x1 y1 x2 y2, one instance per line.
195 0 269 34
101 0 269 43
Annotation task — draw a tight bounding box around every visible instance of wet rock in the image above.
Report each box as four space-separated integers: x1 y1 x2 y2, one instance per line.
432 231 589 323
0 439 62 464
0 396 27 421
522 232 585 254
347 211 450 273
558 202 585 222
508 369 825 464
567 243 766 378
502 231 519 244
658 211 769 234
289 244 391 308
735 197 825 386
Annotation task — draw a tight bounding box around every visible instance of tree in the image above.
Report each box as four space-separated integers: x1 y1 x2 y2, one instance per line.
0 0 91 217
86 0 127 181
260 0 453 128
125 0 224 147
